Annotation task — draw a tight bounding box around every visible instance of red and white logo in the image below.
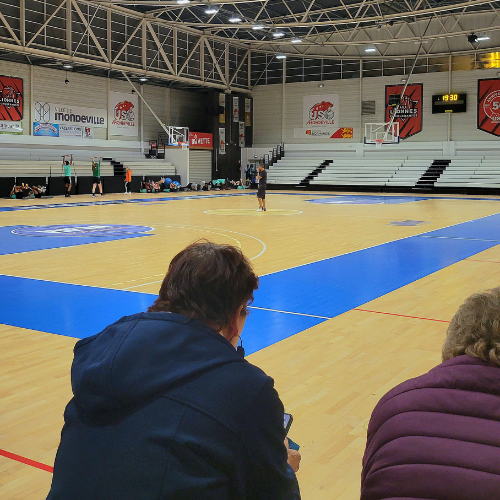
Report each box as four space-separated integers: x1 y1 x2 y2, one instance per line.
306 101 335 125
113 100 135 124
483 90 500 121
0 86 21 108
189 132 213 147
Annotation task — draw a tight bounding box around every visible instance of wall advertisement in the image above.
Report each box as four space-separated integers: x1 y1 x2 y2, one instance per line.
385 84 423 139
239 122 245 147
233 96 239 122
33 122 59 137
108 92 138 136
478 78 500 136
33 102 107 128
32 123 93 138
294 94 340 137
219 93 225 124
219 127 226 154
0 76 23 121
189 131 213 148
0 120 23 134
245 98 251 126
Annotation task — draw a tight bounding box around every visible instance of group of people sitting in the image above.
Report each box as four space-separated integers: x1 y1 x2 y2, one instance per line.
44 240 500 499
10 183 47 199
138 177 244 194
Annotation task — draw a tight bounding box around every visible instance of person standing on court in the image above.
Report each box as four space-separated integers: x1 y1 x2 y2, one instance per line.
257 164 267 212
46 241 301 500
124 167 132 194
63 160 72 198
91 158 104 197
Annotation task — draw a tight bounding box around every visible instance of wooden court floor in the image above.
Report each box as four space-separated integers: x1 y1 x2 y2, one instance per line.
2 189 500 499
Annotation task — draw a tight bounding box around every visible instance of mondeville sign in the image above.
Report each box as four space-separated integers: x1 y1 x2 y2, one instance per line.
33 102 107 128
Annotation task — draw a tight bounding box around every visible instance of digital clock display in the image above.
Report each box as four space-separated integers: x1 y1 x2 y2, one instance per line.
432 93 467 113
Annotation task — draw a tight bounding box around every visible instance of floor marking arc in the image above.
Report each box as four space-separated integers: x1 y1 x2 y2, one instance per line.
353 308 451 323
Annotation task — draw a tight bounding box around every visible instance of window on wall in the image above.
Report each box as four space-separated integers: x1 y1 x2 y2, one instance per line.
382 59 405 77
286 58 304 83
363 60 382 78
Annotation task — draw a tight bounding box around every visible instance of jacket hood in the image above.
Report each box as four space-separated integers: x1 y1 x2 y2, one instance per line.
70 312 244 413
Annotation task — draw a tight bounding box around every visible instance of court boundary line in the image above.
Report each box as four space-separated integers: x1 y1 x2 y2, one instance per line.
353 308 451 323
0 448 53 473
248 306 331 320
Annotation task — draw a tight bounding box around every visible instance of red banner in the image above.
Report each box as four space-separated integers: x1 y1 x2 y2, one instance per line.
478 78 500 136
330 127 353 139
385 84 422 139
189 132 213 149
0 75 23 121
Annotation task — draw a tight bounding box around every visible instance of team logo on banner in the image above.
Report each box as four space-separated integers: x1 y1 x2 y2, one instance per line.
309 101 334 122
108 92 138 136
0 76 23 121
114 101 135 122
478 78 500 136
385 84 422 139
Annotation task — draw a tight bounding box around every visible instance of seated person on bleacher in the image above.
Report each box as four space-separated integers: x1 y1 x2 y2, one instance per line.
361 286 500 500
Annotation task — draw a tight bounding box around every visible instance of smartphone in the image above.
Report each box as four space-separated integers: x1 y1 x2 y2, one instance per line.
284 412 293 435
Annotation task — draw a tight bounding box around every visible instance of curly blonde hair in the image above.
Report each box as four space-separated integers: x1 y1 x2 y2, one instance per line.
443 287 500 366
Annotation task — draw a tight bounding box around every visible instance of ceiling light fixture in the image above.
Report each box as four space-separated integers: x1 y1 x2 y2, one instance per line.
229 16 242 23
205 7 218 14
139 77 148 82
62 63 73 69
276 54 287 59
365 47 377 53
273 31 285 38
252 24 264 30
318 83 324 88
468 34 478 43
176 0 190 4
477 35 490 42
291 38 302 43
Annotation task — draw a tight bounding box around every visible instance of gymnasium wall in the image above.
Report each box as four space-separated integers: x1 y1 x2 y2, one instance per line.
252 65 500 145
0 60 204 143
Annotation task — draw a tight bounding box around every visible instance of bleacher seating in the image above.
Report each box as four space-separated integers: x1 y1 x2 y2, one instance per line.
436 157 500 189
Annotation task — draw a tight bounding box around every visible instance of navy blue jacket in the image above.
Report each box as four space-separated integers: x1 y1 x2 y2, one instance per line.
46 312 299 500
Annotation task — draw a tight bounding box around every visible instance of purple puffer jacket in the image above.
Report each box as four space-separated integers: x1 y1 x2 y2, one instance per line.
361 355 500 500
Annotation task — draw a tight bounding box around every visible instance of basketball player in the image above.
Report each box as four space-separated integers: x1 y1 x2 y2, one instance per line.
256 164 267 212
63 161 72 197
91 159 104 197
124 167 132 194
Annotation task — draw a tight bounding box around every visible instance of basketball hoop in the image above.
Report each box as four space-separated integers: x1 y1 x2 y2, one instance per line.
181 142 188 150
375 139 384 149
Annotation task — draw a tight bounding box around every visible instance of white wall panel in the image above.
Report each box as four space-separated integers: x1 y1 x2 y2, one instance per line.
252 84 282 145
189 150 212 183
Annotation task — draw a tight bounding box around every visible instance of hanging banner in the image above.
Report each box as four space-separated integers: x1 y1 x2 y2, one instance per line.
299 94 340 137
233 96 239 122
219 127 226 154
385 83 422 139
59 125 83 138
108 92 138 136
33 122 59 137
0 120 23 134
189 131 213 149
0 76 23 121
245 98 251 126
219 93 225 124
83 126 94 139
33 102 107 128
239 122 245 147
478 78 500 136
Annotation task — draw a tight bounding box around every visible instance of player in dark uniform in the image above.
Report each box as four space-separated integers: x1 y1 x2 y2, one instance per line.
256 164 267 212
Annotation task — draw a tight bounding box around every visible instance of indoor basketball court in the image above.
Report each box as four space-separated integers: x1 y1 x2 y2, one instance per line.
3 0 500 497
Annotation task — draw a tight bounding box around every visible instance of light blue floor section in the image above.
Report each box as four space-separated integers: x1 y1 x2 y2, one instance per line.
2 213 500 354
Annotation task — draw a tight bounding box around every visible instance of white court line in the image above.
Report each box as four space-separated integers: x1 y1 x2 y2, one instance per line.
248 306 331 320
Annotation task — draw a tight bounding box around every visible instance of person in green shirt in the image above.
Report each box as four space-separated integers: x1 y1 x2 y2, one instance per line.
63 161 72 198
91 158 104 198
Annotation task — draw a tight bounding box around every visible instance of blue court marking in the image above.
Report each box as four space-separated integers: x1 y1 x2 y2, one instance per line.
2 212 500 354
0 225 152 256
307 195 431 205
0 192 254 212
0 275 322 356
389 220 429 226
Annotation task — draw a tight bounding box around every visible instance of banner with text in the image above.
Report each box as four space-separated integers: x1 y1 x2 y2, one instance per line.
0 120 23 134
385 83 422 139
219 127 226 154
0 76 23 121
33 102 107 128
219 93 225 124
189 131 213 149
239 122 245 147
300 94 340 137
233 96 239 122
478 78 500 136
33 122 59 137
245 98 251 126
108 92 138 136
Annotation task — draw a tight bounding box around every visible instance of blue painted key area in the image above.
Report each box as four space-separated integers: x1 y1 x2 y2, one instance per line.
2 212 500 354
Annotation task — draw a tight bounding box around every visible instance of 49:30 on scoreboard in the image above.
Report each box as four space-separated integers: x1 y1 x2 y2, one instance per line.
431 93 467 113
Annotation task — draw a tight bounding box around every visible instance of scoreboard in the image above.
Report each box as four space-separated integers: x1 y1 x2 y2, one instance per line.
432 93 467 113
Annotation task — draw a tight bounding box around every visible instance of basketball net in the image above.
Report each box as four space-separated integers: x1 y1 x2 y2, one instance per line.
375 139 384 149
